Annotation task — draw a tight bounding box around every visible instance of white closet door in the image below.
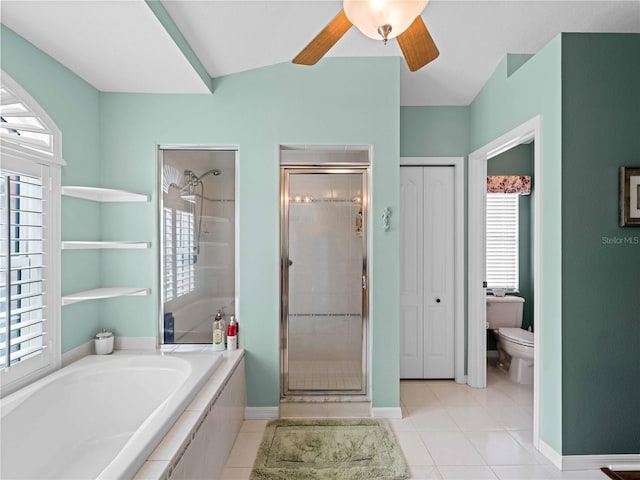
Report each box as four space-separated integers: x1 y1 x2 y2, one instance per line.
400 166 455 379
400 167 424 378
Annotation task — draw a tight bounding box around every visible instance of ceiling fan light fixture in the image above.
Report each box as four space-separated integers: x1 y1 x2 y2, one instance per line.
344 0 428 41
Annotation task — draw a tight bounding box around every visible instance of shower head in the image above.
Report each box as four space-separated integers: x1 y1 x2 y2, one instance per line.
196 169 222 181
185 168 222 186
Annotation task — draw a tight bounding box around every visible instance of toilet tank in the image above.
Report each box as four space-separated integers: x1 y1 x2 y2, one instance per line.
486 296 524 329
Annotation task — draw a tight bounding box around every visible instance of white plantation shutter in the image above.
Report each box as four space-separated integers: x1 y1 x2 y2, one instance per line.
163 208 195 301
1 72 61 393
175 210 195 297
0 169 48 369
1 77 62 166
164 208 175 302
486 193 519 290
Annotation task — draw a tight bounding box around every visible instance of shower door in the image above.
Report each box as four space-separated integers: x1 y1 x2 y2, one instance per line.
281 167 368 397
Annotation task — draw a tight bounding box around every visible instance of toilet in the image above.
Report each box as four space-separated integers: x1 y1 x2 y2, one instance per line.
486 295 534 384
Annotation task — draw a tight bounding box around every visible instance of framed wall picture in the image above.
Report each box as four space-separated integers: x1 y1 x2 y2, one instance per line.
620 166 640 226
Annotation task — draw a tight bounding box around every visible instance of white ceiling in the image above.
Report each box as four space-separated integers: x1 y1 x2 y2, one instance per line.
2 1 639 106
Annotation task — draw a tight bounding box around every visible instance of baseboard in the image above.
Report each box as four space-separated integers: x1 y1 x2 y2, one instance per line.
61 341 92 367
455 374 468 384
371 407 403 419
561 453 640 471
115 336 156 351
539 440 562 469
245 407 279 420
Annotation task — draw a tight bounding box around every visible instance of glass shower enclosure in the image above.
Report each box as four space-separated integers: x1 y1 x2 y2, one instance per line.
158 148 236 344
280 167 368 397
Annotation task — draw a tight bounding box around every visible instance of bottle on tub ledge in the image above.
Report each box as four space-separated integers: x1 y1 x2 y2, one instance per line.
227 316 238 350
212 310 226 352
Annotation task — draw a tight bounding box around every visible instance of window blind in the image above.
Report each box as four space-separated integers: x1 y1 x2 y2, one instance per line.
163 208 174 302
163 208 195 302
175 210 195 297
486 193 519 290
0 171 47 368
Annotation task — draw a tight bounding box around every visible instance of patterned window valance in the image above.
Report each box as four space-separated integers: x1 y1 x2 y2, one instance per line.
487 175 531 194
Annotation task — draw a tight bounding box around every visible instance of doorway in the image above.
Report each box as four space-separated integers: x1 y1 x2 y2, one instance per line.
280 166 368 397
467 116 542 448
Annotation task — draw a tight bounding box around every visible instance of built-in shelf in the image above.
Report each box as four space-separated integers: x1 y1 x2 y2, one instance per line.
61 186 151 306
198 241 229 247
62 186 149 203
62 241 151 250
202 215 229 223
62 287 149 306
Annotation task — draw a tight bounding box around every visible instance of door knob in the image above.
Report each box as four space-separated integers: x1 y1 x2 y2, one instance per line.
288 259 293 266
436 298 441 303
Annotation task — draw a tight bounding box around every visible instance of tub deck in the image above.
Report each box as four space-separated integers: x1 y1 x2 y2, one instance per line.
1 349 243 480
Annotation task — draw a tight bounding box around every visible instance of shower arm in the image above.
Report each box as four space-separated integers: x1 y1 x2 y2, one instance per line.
186 168 221 186
183 168 221 261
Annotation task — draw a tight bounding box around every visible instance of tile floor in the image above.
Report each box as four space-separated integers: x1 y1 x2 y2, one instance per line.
220 363 608 480
288 359 362 391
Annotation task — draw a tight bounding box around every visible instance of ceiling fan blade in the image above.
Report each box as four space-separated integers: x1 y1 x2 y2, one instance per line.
293 10 352 66
396 15 439 72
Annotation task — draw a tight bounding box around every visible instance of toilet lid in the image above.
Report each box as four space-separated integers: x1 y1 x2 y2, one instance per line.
498 328 534 347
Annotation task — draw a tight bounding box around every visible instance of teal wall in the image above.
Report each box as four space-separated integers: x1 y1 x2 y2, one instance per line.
1 25 103 352
5 18 640 456
470 44 564 452
2 25 401 410
400 106 470 157
560 33 640 455
98 58 402 409
487 143 534 332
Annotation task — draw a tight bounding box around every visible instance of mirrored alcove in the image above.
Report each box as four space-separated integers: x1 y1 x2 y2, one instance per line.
158 148 236 344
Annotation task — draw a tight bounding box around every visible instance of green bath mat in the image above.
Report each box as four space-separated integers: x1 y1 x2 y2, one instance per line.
250 418 410 480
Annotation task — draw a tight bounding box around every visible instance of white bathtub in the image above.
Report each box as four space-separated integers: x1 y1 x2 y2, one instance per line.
1 352 224 480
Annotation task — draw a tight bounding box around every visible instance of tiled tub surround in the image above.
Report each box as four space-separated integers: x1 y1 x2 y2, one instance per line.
135 348 245 480
1 350 232 479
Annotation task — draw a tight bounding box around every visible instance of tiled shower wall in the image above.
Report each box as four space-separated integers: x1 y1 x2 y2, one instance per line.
287 173 364 364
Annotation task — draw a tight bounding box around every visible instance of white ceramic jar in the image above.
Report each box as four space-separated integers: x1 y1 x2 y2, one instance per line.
94 329 114 355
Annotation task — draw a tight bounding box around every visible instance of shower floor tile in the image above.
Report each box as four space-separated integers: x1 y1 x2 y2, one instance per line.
288 359 362 391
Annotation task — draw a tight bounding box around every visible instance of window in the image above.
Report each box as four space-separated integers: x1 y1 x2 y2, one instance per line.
486 193 519 291
1 169 46 368
1 72 62 395
163 208 175 302
163 207 195 302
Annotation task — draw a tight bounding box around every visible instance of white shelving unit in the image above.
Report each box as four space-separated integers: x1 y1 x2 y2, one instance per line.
62 186 150 306
202 215 229 223
198 241 229 247
62 186 149 202
62 288 149 306
62 241 150 250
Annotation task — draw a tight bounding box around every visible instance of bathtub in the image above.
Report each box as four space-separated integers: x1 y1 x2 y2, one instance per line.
1 352 224 480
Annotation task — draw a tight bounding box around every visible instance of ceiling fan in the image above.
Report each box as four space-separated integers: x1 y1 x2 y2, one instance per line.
293 0 439 72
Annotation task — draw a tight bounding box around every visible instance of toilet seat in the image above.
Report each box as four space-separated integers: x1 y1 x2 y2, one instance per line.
498 327 534 347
